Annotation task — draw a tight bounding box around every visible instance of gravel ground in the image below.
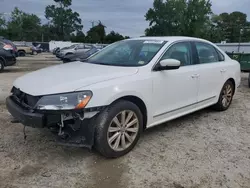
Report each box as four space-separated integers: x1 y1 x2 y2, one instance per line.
0 54 250 188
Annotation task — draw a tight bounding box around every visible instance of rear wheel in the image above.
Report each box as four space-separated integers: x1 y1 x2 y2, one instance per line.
18 51 26 57
0 59 4 72
213 80 234 111
95 100 143 158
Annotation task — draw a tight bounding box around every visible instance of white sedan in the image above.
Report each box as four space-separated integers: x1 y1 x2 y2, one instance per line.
6 37 241 158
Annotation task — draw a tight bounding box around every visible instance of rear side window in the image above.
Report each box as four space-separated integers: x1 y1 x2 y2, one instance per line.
195 42 219 64
77 44 85 49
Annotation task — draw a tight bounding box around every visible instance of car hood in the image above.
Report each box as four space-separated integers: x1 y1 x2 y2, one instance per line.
13 62 138 96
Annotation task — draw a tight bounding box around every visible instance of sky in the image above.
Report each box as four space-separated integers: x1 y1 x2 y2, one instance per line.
0 0 249 37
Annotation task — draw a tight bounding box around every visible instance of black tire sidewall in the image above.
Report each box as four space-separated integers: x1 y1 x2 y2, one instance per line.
0 59 4 72
95 100 143 158
18 51 25 57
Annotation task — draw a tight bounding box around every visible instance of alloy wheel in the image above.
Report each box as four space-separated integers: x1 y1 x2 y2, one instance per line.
107 110 139 152
222 84 233 108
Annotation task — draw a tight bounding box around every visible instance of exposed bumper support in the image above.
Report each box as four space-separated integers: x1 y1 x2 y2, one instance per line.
6 96 104 148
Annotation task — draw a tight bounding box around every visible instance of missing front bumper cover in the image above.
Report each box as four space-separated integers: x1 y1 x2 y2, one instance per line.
6 96 103 148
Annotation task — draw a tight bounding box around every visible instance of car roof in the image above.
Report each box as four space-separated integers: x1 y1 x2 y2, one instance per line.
128 36 212 43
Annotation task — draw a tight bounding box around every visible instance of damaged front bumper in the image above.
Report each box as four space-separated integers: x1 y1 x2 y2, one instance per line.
6 96 105 148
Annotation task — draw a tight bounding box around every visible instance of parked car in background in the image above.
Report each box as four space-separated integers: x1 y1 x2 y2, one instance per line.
31 44 42 54
6 37 240 158
62 46 100 63
53 47 60 55
0 37 18 57
0 41 16 72
15 44 33 56
56 44 93 59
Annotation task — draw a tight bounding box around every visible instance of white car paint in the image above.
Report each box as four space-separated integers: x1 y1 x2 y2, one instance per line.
12 36 241 129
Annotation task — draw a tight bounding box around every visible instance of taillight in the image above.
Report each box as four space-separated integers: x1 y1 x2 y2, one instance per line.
3 44 13 50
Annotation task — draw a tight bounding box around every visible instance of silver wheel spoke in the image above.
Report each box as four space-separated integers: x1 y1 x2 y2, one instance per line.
126 119 138 128
124 111 133 125
109 127 120 133
222 98 226 106
113 117 121 128
113 133 121 149
124 132 133 143
109 132 120 144
121 111 126 126
126 128 138 133
121 134 126 149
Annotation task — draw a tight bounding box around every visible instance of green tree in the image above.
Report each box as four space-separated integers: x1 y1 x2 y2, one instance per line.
45 0 83 41
145 0 212 37
0 14 7 37
212 11 250 42
71 31 85 42
7 7 41 41
105 31 124 43
86 21 106 43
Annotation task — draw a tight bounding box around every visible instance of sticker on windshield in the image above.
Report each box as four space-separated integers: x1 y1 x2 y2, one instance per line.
143 40 164 44
138 61 145 65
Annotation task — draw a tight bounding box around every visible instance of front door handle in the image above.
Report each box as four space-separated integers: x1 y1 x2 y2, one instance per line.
220 69 226 73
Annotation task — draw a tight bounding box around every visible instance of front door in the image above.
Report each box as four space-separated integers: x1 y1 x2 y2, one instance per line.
152 41 198 122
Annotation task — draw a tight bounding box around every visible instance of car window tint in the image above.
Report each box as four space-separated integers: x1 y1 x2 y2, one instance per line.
160 42 192 66
195 42 219 64
140 44 163 63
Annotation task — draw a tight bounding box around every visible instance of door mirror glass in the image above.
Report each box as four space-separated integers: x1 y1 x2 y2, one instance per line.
158 59 181 70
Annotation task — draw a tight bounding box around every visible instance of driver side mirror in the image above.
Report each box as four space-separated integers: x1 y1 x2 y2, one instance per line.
155 59 181 71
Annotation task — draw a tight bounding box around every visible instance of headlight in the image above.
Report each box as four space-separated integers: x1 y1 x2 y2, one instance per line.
35 91 92 110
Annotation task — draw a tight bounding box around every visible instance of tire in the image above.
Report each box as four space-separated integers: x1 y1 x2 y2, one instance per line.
0 59 4 72
213 80 234 111
18 51 26 57
95 100 143 158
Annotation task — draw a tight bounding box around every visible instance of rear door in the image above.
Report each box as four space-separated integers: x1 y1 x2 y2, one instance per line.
193 41 226 104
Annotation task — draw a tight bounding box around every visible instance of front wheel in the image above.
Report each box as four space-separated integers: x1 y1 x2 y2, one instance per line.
95 100 143 158
213 80 234 111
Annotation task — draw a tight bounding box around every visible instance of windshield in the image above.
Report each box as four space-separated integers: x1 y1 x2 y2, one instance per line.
86 40 166 67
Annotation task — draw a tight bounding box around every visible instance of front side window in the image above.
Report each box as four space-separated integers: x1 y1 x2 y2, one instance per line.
86 40 166 67
160 42 192 66
195 42 219 64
